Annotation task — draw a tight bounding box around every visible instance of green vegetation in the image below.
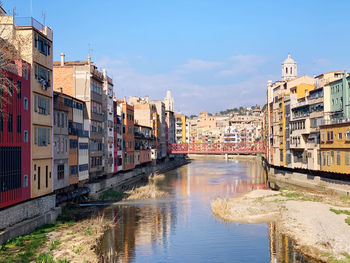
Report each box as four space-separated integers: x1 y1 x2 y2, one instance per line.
73 245 83 254
99 189 123 200
330 208 350 216
280 192 300 199
49 240 61 251
0 223 61 263
328 253 350 263
0 208 77 263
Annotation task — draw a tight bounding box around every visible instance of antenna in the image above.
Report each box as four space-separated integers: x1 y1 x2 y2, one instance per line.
42 11 46 26
12 7 16 16
88 43 93 58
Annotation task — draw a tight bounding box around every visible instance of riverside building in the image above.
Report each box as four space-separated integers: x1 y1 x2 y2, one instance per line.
53 54 108 179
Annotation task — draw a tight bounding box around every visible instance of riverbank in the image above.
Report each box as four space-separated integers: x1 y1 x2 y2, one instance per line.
0 206 112 263
212 188 350 262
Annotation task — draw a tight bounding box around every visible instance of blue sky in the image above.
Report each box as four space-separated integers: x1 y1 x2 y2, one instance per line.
3 0 350 115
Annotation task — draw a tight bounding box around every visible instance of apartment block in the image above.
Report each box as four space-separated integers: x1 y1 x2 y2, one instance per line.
53 54 106 179
122 101 135 171
0 60 31 209
53 92 69 191
175 113 186 144
320 122 350 173
0 15 54 198
164 90 175 149
102 69 114 176
113 99 123 173
134 124 153 165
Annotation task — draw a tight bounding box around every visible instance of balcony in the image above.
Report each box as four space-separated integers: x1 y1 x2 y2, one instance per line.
14 17 53 40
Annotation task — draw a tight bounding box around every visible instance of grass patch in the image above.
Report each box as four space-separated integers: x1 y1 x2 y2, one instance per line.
36 252 54 263
281 192 300 199
330 208 350 216
0 223 61 263
329 252 350 263
330 208 350 227
99 189 123 200
73 245 83 254
49 240 61 251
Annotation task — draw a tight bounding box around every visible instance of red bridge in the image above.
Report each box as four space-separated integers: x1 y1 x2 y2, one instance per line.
168 142 266 154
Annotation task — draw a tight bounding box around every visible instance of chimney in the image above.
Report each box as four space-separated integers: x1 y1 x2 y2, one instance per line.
124 96 127 103
88 55 91 64
60 53 65 66
145 96 149 103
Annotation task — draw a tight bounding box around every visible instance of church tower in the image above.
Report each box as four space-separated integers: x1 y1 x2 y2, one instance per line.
281 54 297 81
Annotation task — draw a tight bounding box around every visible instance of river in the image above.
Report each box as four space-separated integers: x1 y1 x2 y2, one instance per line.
99 157 310 263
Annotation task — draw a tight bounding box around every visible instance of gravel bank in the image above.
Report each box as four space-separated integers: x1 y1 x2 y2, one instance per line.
211 189 350 262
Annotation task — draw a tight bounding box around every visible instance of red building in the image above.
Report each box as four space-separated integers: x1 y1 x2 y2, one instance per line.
0 60 31 209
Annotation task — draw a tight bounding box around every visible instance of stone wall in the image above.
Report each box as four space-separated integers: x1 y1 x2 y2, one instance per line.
0 194 56 230
87 157 188 199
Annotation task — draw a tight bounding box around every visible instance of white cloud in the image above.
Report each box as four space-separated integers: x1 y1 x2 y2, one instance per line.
176 59 222 73
218 55 266 77
98 55 272 115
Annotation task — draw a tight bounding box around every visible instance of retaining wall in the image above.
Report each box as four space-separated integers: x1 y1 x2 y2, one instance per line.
87 158 189 199
268 167 350 196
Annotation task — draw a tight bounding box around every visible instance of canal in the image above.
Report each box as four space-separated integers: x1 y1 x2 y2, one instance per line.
100 157 309 263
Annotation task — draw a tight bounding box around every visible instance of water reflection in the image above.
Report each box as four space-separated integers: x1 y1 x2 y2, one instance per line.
268 222 311 263
99 158 307 263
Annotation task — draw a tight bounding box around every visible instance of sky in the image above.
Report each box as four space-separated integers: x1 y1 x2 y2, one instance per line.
3 0 350 115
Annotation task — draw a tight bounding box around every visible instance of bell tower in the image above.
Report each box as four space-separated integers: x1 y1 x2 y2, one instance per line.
282 54 297 81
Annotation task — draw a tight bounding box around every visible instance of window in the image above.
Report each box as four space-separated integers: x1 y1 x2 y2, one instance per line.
38 166 41 190
70 139 78 149
70 165 78 175
34 127 50 146
346 152 349 166
24 130 28 143
17 115 21 133
35 95 50 115
46 166 48 188
24 97 28 110
8 114 13 132
336 151 341 165
57 164 64 180
339 133 342 140
0 113 3 132
35 33 51 56
79 164 88 172
23 174 28 188
16 80 21 98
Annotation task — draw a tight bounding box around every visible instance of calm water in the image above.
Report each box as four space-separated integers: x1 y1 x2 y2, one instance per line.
100 158 310 263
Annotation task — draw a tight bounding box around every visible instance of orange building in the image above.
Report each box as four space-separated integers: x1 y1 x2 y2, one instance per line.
122 102 135 171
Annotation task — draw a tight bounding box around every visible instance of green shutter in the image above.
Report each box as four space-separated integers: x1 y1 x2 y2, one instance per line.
47 98 50 115
47 128 50 144
35 127 37 144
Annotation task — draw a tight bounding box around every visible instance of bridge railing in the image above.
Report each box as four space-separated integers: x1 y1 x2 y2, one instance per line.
168 142 266 154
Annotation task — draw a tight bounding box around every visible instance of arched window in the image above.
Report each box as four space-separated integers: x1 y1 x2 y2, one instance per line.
286 67 288 74
290 67 292 74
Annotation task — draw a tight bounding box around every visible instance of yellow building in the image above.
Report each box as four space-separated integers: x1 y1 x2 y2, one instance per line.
320 122 350 174
175 113 187 143
0 15 54 197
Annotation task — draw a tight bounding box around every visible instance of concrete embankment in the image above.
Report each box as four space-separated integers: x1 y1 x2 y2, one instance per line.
0 195 61 245
0 157 189 245
267 166 350 197
87 157 189 200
